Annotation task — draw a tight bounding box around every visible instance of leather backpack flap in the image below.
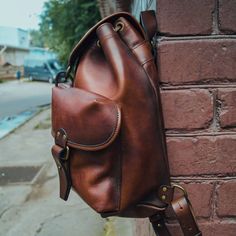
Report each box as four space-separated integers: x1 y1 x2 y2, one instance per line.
51 86 121 151
51 86 122 213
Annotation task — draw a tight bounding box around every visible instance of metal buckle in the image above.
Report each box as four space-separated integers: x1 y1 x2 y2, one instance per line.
60 146 70 161
114 21 124 32
171 184 188 197
96 21 125 48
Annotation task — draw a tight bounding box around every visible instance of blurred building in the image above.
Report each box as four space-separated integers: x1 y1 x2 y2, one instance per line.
27 47 56 60
0 26 55 66
0 26 29 66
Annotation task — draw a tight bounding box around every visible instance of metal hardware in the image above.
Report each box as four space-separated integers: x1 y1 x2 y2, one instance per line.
97 40 101 47
65 65 73 81
97 21 125 48
162 186 167 192
172 184 188 197
59 146 70 161
161 195 166 200
114 21 124 32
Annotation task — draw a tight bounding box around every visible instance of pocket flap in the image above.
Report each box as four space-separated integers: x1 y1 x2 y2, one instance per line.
52 86 121 151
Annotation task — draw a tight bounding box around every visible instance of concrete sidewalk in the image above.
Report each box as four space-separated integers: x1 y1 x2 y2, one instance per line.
0 108 135 236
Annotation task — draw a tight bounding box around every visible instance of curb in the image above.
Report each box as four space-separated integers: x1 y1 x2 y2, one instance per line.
0 105 50 140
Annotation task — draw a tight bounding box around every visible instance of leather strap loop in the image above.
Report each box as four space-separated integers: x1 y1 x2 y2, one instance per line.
151 185 201 236
150 214 171 236
51 144 71 200
171 196 202 236
52 128 72 201
140 10 157 41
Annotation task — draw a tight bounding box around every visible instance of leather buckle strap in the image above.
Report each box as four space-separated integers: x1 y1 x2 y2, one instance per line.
51 129 72 201
170 184 201 236
171 195 202 236
150 214 171 236
152 184 202 236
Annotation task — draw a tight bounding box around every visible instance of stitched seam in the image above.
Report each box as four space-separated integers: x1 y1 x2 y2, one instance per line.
117 121 122 212
99 34 119 45
67 105 121 150
132 40 149 50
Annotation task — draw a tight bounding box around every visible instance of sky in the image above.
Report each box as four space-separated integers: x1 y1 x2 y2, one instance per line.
0 0 47 30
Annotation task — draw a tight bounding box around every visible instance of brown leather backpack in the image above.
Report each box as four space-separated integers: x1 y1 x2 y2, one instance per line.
51 11 202 236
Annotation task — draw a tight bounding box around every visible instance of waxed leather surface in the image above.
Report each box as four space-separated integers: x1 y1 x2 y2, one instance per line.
52 86 121 150
52 12 170 216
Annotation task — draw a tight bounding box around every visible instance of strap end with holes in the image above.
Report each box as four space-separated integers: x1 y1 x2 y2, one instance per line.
172 196 202 236
156 184 201 236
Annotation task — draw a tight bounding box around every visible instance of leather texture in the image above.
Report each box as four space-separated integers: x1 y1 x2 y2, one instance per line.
51 11 201 236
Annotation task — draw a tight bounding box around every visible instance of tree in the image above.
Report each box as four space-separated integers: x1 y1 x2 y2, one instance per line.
29 30 46 47
40 0 100 64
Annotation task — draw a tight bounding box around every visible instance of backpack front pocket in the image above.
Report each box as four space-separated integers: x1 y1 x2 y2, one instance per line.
51 86 122 213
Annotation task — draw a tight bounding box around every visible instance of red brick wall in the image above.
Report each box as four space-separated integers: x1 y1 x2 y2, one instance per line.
148 0 236 235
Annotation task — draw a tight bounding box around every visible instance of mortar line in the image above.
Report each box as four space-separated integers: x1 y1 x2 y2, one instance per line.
166 131 236 137
171 176 236 181
161 84 236 90
158 35 236 42
212 0 220 34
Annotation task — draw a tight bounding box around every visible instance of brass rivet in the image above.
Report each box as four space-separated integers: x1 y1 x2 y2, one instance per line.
161 195 166 200
57 165 61 170
157 224 162 228
115 21 124 32
162 186 167 192
63 134 66 140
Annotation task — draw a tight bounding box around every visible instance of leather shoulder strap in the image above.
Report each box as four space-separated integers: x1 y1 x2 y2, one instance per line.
150 190 202 236
140 10 202 236
171 196 202 236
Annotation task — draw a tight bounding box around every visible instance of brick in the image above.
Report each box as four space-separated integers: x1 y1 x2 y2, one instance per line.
200 222 236 236
217 181 236 217
182 183 213 217
167 135 236 176
157 0 214 35
158 39 236 85
219 0 236 33
161 89 213 130
168 221 236 236
218 88 236 128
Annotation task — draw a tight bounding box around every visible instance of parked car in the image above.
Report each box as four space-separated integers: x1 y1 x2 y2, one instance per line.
24 58 62 83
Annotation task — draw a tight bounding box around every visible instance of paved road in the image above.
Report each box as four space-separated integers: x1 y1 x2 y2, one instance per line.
0 109 134 236
0 80 53 119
